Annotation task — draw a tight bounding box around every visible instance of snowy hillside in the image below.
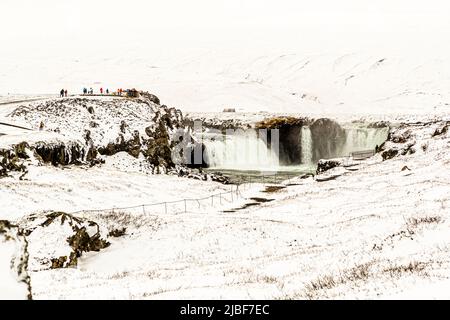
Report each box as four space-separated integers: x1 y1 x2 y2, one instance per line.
1 50 450 300
0 89 449 300
11 117 449 300
1 51 449 117
1 95 191 178
3 0 450 303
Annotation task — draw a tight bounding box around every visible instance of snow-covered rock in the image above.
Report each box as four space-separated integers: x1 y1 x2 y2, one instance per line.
316 158 344 174
19 212 110 271
0 220 31 300
3 95 191 175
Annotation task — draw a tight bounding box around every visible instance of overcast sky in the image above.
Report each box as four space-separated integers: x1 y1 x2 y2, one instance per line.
1 0 450 55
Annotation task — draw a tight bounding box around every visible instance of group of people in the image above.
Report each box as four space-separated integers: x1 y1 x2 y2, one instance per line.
59 89 68 97
82 87 116 95
60 87 134 97
83 87 94 95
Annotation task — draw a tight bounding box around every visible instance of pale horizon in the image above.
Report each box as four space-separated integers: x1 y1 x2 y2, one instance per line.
2 0 450 54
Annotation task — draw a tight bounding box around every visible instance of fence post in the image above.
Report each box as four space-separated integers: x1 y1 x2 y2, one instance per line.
211 195 214 206
231 186 234 201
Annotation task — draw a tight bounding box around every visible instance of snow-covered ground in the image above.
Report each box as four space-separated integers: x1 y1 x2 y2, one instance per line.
0 155 235 221
2 112 448 299
2 0 450 301
1 52 449 299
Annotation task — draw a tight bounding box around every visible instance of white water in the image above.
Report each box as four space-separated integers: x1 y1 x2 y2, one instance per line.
301 126 313 164
202 125 389 171
339 127 389 157
203 131 280 170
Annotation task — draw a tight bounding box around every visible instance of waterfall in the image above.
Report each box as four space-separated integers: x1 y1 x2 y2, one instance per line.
339 127 389 156
300 126 313 164
199 121 389 171
203 130 279 170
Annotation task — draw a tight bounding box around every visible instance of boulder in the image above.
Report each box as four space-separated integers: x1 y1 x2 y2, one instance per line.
316 159 343 174
382 148 399 160
22 212 110 271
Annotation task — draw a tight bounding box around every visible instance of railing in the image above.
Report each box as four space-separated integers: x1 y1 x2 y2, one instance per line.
68 149 377 217
70 185 243 216
69 173 301 216
350 149 375 160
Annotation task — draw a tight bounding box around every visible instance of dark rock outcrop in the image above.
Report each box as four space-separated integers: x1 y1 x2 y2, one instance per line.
98 131 142 158
310 119 346 162
8 95 188 174
24 212 110 270
316 159 343 174
139 91 161 105
432 123 449 137
34 143 83 165
0 144 29 179
382 149 399 160
378 124 425 161
256 117 309 165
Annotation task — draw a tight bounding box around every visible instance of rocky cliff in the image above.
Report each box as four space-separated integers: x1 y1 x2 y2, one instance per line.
1 94 190 177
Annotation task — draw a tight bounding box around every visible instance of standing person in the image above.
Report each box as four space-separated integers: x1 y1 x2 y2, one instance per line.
64 89 68 97
106 88 109 95
60 89 64 97
100 88 103 95
90 88 93 95
83 88 87 95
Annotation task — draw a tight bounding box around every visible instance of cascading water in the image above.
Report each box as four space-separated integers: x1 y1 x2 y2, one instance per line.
300 126 313 164
202 130 280 170
199 119 389 178
339 126 390 157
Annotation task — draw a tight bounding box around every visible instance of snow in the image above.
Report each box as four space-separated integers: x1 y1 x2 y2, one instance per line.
0 225 29 300
1 50 450 300
0 164 235 221
11 119 449 300
5 96 157 147
1 52 449 119
0 130 75 150
0 238 27 299
1 0 450 300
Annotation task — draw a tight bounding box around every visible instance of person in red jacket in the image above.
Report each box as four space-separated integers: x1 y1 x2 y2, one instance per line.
100 88 103 95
